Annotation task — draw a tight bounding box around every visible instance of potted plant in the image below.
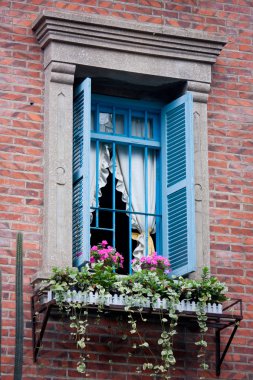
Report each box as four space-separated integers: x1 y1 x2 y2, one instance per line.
90 240 124 270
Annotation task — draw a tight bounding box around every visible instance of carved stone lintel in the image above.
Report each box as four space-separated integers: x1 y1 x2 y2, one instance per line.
32 11 226 84
33 10 227 65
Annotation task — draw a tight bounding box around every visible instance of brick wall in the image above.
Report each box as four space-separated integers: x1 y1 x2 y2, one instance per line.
0 1 253 379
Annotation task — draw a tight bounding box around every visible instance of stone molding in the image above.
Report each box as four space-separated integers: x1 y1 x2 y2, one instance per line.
32 11 227 85
33 11 226 65
50 62 76 84
32 10 227 281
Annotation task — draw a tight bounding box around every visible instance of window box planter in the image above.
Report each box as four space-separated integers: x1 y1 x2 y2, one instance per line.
32 288 242 377
32 265 243 378
46 289 223 314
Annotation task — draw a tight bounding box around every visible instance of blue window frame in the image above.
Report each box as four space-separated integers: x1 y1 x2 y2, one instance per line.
73 78 196 276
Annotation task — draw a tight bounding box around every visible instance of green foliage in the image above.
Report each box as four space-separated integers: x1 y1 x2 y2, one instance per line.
44 265 228 378
172 266 228 303
49 263 117 293
90 263 117 292
14 232 24 380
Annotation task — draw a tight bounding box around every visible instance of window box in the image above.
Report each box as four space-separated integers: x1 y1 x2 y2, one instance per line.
32 282 242 377
46 289 223 314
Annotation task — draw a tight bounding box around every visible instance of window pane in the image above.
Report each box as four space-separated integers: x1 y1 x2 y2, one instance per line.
131 114 145 137
131 114 154 139
115 114 125 135
91 208 113 229
90 228 112 251
131 146 145 213
99 112 113 133
147 117 154 139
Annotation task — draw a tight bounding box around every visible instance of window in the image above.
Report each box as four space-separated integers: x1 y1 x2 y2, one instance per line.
32 11 225 281
73 78 196 276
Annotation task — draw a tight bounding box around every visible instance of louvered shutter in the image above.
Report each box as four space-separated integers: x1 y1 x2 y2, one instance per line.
162 93 196 276
73 78 91 267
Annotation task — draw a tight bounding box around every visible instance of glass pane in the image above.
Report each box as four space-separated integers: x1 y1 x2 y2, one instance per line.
99 210 113 229
147 117 154 139
115 114 125 135
131 146 145 213
131 114 145 137
115 144 129 209
90 228 112 250
99 112 113 133
147 149 156 214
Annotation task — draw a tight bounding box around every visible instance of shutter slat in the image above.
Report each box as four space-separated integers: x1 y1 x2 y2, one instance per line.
162 93 196 276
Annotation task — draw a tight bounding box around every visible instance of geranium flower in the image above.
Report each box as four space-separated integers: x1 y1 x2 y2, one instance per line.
131 252 171 274
90 241 124 269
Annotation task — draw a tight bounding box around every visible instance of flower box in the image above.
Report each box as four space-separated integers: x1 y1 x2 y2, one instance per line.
46 289 223 314
37 263 230 377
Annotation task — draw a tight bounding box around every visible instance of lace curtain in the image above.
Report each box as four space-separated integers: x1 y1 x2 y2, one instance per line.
90 142 110 221
90 114 156 259
114 146 156 259
89 113 112 220
114 117 156 259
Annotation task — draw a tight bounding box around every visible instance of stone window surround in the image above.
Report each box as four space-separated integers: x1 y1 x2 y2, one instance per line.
32 10 226 281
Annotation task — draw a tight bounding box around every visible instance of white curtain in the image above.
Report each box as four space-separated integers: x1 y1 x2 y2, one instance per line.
114 119 157 259
90 113 157 259
90 114 112 221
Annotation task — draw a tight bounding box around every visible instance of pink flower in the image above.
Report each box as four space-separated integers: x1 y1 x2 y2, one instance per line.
90 240 124 269
132 251 171 273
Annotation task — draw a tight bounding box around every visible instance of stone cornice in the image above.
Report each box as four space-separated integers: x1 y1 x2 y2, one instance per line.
32 11 227 65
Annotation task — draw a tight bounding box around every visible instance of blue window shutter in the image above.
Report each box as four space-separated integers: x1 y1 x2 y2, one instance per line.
73 78 91 267
162 93 196 276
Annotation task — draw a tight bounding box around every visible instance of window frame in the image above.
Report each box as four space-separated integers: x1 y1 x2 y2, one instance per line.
74 89 164 272
31 10 226 281
73 83 196 276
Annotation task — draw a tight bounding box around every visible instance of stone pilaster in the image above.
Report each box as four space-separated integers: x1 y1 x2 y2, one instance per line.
34 62 76 282
188 81 211 276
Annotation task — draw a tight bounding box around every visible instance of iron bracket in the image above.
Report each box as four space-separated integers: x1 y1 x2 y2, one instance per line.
215 299 243 376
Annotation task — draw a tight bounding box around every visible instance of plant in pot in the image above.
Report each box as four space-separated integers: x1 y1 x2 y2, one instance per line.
90 240 124 270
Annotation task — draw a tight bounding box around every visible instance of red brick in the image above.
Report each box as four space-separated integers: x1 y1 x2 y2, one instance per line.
1 1 253 379
125 4 152 14
140 0 162 7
